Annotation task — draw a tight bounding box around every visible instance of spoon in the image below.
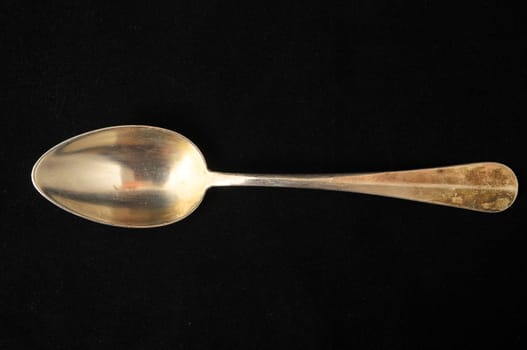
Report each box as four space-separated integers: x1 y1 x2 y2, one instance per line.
31 125 518 228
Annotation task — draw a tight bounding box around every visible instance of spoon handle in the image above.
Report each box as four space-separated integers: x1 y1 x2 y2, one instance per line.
209 162 517 212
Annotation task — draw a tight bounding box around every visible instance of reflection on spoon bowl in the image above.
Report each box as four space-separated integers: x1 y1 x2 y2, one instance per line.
32 126 209 227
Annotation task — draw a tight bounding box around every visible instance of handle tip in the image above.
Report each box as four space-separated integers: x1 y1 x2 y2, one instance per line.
479 162 518 212
445 162 518 213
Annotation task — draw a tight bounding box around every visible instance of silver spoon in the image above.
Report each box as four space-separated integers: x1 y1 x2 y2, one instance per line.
31 125 518 228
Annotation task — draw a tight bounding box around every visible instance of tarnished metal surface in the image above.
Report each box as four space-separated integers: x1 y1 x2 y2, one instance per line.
211 163 517 213
32 125 518 227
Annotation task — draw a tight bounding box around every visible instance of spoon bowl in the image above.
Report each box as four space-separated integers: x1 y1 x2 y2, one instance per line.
32 125 518 227
32 126 209 227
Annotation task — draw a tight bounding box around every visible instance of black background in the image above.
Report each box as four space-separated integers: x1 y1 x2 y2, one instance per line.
1 1 525 349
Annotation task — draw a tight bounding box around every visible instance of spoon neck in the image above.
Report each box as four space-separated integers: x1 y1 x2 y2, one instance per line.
207 171 331 188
